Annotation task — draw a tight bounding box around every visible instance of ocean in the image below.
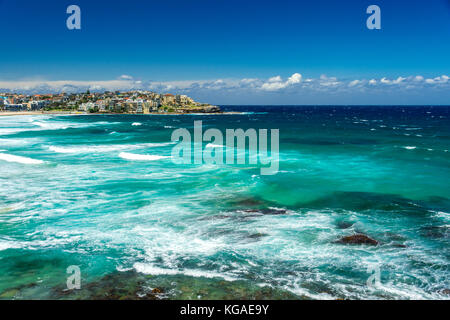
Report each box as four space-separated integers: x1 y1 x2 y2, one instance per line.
0 105 449 300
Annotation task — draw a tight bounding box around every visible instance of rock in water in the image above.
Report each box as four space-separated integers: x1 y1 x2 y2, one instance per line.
336 234 378 246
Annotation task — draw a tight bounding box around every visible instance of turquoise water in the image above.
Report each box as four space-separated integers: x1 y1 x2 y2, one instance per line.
0 106 449 300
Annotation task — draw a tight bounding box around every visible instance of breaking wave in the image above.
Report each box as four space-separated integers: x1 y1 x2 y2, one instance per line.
119 152 171 161
0 152 44 164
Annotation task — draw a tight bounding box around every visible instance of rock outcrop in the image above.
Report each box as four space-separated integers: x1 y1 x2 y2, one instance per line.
335 234 378 246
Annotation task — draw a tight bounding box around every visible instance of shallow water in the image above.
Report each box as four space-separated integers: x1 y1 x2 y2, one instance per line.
0 106 449 299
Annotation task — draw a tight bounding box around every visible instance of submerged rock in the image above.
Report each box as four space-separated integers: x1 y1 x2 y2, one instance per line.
0 288 19 299
242 208 287 215
49 270 299 300
335 234 378 246
302 191 431 214
420 226 449 239
440 289 450 296
247 232 269 240
336 221 354 229
392 243 407 248
151 288 163 294
233 198 265 207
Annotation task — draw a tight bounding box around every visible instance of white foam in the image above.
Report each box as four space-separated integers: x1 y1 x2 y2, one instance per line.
49 142 174 154
0 241 22 251
0 138 39 146
132 122 142 126
403 146 417 150
49 145 130 154
133 263 238 282
32 121 68 130
119 152 171 161
0 152 44 164
0 128 27 135
205 143 224 148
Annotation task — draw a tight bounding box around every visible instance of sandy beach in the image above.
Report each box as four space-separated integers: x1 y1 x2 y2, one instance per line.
0 111 83 116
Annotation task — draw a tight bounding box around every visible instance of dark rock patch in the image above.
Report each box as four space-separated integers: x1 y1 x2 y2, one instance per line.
420 226 449 239
247 233 269 240
301 191 431 214
336 221 354 229
335 234 379 246
242 208 287 215
392 243 407 248
233 198 266 207
439 289 450 296
49 270 300 300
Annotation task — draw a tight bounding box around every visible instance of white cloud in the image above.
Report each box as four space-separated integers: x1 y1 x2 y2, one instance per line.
0 73 448 98
260 73 302 91
393 76 406 84
119 74 133 80
349 80 361 87
268 75 282 83
425 75 449 84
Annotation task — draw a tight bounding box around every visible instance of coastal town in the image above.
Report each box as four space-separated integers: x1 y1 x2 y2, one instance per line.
0 91 221 114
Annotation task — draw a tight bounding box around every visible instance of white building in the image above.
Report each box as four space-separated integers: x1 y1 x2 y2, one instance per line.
78 102 95 112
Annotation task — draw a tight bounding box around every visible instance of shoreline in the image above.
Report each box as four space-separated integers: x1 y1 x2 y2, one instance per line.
0 111 242 116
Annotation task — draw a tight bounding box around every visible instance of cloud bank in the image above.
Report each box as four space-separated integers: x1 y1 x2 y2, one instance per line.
0 73 449 104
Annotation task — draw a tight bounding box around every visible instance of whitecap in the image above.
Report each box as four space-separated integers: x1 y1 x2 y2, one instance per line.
133 263 238 282
32 121 68 130
0 152 44 164
403 146 417 150
0 240 22 251
0 138 39 146
0 128 28 135
205 143 224 148
119 152 171 161
132 122 142 126
49 142 174 154
49 145 129 154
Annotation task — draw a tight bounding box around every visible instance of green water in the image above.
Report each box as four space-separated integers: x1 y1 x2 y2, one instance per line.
0 106 449 299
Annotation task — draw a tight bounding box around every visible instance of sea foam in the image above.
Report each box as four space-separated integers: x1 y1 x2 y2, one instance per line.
0 152 44 164
119 152 171 161
49 142 174 154
205 143 224 148
133 263 238 282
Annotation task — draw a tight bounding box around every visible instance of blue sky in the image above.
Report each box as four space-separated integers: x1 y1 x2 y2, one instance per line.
0 0 449 104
